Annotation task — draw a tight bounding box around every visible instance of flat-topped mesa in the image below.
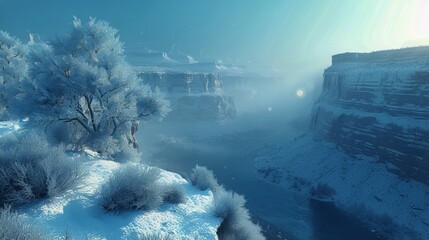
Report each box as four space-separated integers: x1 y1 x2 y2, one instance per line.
139 71 236 121
311 46 429 185
332 46 429 64
141 72 224 95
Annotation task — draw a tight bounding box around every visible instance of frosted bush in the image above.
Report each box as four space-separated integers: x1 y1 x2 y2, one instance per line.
189 165 265 240
0 205 48 240
189 165 220 191
213 189 265 240
213 190 247 220
162 184 186 204
99 164 164 212
0 131 85 204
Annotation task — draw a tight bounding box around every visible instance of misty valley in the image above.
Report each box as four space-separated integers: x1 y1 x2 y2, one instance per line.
1 1 429 240
136 46 429 240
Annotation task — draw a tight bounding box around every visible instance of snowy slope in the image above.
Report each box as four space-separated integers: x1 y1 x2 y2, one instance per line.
0 122 221 239
255 134 429 240
21 159 221 239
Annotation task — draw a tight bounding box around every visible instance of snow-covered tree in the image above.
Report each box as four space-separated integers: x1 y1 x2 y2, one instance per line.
16 18 170 159
0 31 28 119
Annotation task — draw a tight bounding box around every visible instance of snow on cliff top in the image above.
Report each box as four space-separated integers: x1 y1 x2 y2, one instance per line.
0 122 221 239
331 46 429 64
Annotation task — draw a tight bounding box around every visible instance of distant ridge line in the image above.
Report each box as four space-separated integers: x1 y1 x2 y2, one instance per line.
332 45 429 64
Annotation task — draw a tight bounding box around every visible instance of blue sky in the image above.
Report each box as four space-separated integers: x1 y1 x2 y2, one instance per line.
1 0 428 76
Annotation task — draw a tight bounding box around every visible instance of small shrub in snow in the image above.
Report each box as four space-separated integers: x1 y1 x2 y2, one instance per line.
213 189 265 240
162 184 186 204
213 189 247 222
188 165 265 239
0 132 85 204
189 165 219 191
0 205 47 240
309 183 336 199
99 164 164 212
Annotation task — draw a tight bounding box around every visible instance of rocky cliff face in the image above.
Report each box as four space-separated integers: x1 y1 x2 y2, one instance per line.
310 46 429 184
139 71 236 121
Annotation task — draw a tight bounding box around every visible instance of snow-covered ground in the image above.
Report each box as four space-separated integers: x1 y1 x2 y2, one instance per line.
0 121 21 135
24 160 220 239
255 134 429 240
0 122 222 239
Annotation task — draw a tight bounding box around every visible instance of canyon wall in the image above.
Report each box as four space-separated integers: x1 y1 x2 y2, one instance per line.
139 71 236 122
310 46 429 184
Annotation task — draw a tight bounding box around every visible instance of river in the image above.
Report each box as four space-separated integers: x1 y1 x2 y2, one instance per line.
138 119 384 240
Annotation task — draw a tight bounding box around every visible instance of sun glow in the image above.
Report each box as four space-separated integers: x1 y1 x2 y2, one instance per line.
405 1 429 46
367 1 429 48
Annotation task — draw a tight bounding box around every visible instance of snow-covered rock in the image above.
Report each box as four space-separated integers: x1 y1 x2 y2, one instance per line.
19 159 221 239
255 134 429 240
139 71 236 122
311 46 429 184
255 47 429 239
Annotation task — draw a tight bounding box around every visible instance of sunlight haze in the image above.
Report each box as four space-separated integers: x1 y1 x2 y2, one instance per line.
1 0 428 76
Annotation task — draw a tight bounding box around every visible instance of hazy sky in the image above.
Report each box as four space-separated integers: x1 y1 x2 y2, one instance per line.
1 0 428 76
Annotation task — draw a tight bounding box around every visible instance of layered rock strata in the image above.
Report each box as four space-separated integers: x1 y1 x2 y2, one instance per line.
139 71 236 121
311 46 429 184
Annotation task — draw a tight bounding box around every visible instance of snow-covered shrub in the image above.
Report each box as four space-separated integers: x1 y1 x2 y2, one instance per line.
0 205 48 240
162 184 186 204
0 31 28 120
189 165 220 191
213 189 265 240
13 18 170 158
188 165 265 239
99 164 164 212
0 131 85 204
309 183 336 199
